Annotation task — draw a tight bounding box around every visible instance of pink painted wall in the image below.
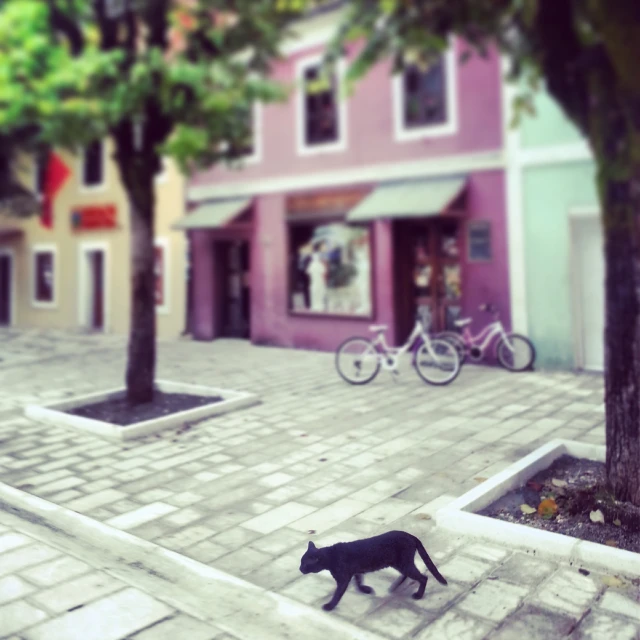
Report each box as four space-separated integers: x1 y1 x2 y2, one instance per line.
189 39 503 189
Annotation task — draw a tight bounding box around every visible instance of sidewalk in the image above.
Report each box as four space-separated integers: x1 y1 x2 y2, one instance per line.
0 511 229 640
0 335 638 638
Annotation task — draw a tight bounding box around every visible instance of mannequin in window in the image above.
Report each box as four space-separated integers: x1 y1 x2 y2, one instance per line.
307 241 327 312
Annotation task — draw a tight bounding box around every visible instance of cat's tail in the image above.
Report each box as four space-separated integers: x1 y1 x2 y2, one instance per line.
415 538 448 585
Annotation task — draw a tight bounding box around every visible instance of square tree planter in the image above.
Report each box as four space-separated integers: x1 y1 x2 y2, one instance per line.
24 379 260 441
436 439 640 578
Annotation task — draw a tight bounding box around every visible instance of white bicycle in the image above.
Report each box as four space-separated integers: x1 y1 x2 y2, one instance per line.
335 313 461 386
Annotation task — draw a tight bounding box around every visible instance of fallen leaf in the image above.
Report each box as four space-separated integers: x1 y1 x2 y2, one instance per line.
474 477 488 484
318 458 327 462
538 498 559 519
613 518 622 527
602 575 624 588
307 530 316 535
520 504 536 515
416 514 432 520
605 539 618 547
552 478 568 488
527 481 543 492
579 568 590 576
589 510 605 524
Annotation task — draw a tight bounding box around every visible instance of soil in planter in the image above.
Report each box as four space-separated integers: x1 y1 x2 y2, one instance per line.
67 391 223 427
478 455 640 554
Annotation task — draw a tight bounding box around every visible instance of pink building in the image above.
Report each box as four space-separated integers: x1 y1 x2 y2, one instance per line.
178 7 510 352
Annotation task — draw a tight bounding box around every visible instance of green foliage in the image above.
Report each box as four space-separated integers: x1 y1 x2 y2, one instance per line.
0 0 305 184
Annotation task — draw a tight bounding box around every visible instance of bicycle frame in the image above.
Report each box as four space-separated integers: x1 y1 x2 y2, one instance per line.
371 319 438 367
460 320 508 356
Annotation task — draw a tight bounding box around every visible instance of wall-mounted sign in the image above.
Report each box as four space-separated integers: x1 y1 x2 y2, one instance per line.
286 189 369 217
71 205 117 231
468 221 492 262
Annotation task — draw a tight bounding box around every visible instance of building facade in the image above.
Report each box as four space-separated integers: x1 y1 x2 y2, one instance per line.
0 139 187 339
181 8 512 352
505 84 601 371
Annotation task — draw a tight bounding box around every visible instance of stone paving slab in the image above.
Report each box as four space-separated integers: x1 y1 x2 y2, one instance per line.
0 511 227 640
0 334 638 638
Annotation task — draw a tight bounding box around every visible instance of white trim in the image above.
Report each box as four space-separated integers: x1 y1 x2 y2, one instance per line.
295 53 348 157
518 141 592 168
0 247 17 326
242 102 263 166
568 205 599 219
154 157 170 185
501 57 528 336
392 39 459 142
279 8 347 57
78 140 107 193
154 236 170 315
77 241 110 332
32 153 46 199
188 149 505 201
30 243 59 310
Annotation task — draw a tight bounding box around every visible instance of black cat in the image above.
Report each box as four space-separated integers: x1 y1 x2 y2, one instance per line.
299 530 447 611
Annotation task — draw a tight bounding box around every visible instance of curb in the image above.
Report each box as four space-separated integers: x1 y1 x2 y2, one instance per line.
0 482 386 640
436 440 640 579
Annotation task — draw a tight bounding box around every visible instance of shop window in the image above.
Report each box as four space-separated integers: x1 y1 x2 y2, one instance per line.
289 221 372 316
467 221 492 262
82 140 104 188
154 238 169 313
393 42 458 141
32 246 56 306
297 54 346 155
34 151 49 196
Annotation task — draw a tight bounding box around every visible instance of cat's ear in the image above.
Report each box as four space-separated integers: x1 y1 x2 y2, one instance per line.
307 541 317 550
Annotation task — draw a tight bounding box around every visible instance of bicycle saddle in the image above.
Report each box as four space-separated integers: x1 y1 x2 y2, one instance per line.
454 318 472 328
369 324 388 332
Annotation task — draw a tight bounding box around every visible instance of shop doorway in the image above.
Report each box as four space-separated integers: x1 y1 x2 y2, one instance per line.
79 243 107 331
0 250 13 326
394 218 463 342
217 240 250 338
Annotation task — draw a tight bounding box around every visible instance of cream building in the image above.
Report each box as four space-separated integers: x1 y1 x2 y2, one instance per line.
0 138 187 338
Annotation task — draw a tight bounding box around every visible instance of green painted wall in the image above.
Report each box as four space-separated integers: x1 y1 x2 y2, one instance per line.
520 86 584 149
523 162 598 369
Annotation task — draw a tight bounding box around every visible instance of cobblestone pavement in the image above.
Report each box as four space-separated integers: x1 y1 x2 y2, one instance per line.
1 335 639 639
0 511 230 640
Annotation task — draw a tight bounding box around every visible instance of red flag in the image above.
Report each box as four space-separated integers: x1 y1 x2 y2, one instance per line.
41 152 71 229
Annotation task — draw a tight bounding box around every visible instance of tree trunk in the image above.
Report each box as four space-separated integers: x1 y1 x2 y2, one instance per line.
125 177 156 405
603 175 640 506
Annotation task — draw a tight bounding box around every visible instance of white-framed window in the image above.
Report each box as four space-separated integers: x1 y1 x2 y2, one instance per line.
154 237 170 314
33 151 48 198
295 53 348 157
80 139 106 190
31 243 58 309
392 39 459 142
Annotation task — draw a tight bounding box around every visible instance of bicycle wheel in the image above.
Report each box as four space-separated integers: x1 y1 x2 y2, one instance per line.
414 338 461 386
335 337 381 385
496 333 536 372
434 331 467 365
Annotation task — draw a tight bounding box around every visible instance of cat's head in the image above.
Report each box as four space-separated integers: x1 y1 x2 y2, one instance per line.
299 541 324 574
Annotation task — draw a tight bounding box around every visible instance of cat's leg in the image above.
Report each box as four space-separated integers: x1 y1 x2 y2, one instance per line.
323 576 351 611
354 573 374 595
403 563 428 600
389 575 407 592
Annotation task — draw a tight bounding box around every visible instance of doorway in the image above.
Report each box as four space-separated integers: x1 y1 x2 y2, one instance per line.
394 218 463 342
217 240 250 338
79 243 107 331
572 215 604 371
0 250 13 326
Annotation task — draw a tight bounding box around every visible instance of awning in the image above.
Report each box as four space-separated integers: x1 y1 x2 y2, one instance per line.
172 197 252 230
346 176 467 222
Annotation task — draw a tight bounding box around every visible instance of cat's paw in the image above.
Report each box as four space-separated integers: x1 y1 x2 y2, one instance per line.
322 602 336 611
359 586 374 595
411 592 424 600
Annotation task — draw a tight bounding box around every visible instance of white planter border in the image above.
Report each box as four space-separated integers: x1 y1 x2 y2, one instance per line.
436 439 640 578
24 379 260 441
